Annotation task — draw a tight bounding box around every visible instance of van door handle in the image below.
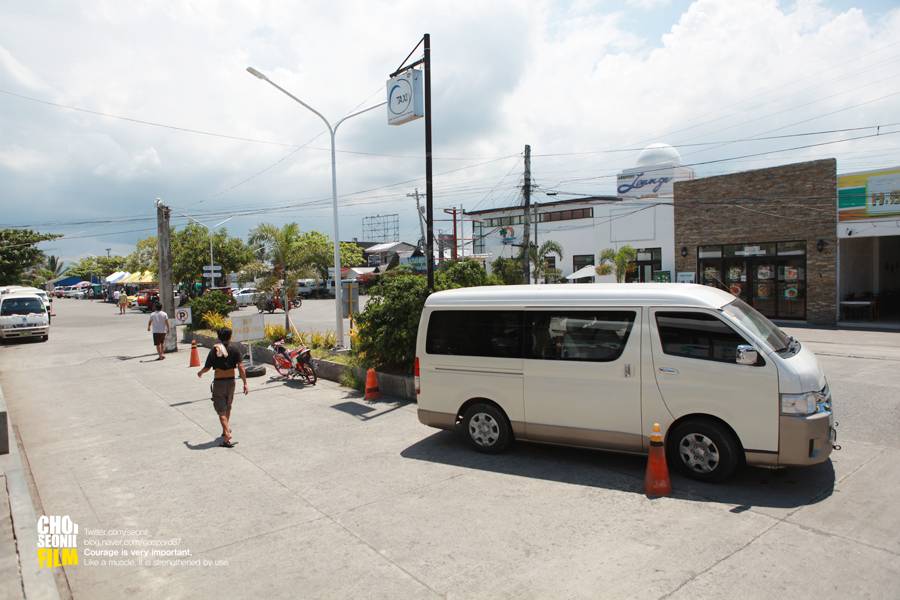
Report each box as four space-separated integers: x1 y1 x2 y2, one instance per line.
658 367 679 375
624 364 632 378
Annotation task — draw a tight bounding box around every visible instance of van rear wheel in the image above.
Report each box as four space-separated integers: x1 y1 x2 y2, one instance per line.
666 419 740 483
462 403 511 454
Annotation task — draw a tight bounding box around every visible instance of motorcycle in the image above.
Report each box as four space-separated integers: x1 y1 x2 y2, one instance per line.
256 294 301 314
270 338 317 384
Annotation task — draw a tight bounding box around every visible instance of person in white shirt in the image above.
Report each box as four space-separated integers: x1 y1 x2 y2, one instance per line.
147 302 170 360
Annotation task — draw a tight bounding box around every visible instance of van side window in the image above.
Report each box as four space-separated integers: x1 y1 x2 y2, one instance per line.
655 312 750 363
426 311 522 358
527 311 635 362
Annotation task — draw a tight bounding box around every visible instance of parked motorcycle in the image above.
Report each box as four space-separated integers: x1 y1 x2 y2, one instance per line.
270 338 317 384
256 294 301 314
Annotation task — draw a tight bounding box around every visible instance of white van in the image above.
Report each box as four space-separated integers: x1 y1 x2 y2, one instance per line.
0 293 50 342
415 284 835 482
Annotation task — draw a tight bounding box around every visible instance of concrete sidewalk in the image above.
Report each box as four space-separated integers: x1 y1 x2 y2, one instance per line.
1 299 899 598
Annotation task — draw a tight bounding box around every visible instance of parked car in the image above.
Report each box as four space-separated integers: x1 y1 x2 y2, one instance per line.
234 287 258 307
415 283 835 483
54 286 71 298
296 279 316 299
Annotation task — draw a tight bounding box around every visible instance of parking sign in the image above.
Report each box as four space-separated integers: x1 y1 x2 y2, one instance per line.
174 307 192 326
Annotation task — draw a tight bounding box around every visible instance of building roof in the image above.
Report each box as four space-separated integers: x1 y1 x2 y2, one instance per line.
425 283 735 309
464 196 620 216
364 241 416 253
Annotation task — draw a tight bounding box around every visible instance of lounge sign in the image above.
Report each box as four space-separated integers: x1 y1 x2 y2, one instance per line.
617 172 673 198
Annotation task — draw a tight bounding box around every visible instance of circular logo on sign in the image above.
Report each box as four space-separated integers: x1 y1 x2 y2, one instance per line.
389 79 413 116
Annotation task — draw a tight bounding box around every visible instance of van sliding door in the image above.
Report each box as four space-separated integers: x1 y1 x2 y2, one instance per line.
522 309 643 451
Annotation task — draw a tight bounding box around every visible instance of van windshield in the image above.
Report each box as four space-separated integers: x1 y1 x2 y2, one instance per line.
721 298 791 352
1 298 46 316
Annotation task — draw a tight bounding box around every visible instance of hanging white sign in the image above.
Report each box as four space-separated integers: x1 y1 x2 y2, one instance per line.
386 69 424 126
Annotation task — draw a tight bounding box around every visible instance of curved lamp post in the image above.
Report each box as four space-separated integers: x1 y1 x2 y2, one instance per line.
246 66 385 348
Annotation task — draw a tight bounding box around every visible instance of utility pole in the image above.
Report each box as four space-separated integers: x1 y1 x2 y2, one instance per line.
156 199 176 353
424 33 434 291
105 248 111 258
408 188 426 249
523 144 532 284
442 207 458 260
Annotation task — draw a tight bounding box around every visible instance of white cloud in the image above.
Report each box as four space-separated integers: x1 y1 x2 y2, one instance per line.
1 0 899 253
626 0 672 10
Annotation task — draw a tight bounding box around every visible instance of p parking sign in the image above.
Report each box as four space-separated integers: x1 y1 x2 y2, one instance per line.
174 307 192 326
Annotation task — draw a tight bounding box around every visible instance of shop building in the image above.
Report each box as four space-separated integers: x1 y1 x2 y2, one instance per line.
837 166 900 324
470 143 693 282
674 159 838 324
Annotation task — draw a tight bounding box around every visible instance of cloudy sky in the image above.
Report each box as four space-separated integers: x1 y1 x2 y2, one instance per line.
2 0 900 262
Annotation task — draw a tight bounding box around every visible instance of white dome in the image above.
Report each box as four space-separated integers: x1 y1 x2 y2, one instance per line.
636 143 681 167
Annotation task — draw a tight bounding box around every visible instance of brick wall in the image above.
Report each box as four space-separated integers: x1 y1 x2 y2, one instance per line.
673 159 837 324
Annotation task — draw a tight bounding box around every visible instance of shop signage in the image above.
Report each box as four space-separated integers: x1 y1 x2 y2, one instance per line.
652 270 671 283
617 172 672 196
838 166 900 228
386 69 424 126
676 272 695 283
498 226 517 245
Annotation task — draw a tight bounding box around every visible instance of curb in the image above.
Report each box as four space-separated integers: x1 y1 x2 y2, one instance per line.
0 384 62 600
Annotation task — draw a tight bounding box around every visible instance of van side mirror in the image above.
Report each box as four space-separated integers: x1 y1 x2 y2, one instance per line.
736 344 758 365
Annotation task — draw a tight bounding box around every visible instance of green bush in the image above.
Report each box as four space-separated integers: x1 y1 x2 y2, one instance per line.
188 291 235 328
355 273 429 374
491 257 525 285
435 259 496 290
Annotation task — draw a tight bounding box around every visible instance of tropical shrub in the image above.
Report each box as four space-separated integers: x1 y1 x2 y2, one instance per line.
491 257 525 285
354 273 429 373
203 313 232 331
264 323 289 344
435 259 496 290
188 291 234 328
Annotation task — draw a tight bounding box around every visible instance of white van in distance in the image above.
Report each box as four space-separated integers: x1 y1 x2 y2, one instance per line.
0 292 50 342
415 283 835 482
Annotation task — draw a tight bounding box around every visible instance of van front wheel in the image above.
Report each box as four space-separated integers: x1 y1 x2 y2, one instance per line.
462 403 511 454
666 420 740 483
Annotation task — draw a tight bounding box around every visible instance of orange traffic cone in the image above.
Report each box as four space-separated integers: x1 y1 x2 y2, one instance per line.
645 423 672 497
364 368 380 401
189 340 201 368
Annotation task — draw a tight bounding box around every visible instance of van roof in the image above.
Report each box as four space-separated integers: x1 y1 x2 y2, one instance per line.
1 292 42 301
425 283 735 309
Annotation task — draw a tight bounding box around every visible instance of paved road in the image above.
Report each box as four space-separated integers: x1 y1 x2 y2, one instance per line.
1 299 899 598
232 297 369 343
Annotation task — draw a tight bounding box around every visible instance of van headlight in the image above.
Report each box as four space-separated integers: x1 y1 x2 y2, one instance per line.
780 392 818 415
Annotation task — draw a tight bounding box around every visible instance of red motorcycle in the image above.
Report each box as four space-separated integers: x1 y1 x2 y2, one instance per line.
256 294 301 314
270 338 317 384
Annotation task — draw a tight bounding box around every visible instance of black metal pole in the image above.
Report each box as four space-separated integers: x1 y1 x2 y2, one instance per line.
424 33 434 291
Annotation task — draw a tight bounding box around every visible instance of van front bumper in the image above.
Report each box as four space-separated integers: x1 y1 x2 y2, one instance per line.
747 411 834 468
0 326 49 340
777 411 834 466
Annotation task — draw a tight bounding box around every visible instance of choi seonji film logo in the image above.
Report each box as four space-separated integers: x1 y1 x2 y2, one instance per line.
37 515 79 568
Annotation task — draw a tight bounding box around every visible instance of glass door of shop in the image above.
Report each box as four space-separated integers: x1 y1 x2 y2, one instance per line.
697 242 807 320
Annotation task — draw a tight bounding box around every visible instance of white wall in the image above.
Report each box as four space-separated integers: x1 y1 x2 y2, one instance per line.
480 199 675 280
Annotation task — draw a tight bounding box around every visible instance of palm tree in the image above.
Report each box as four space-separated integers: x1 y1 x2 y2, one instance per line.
522 240 563 284
248 223 301 330
596 245 637 283
46 255 66 279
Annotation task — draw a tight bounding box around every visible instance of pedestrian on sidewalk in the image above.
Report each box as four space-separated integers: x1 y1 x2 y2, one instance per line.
197 328 248 448
147 302 169 360
117 289 129 314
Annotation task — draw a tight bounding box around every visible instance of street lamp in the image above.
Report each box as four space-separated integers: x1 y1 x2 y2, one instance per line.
181 214 233 288
246 66 385 347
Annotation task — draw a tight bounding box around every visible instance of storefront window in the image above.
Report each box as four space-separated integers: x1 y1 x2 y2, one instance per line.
777 241 806 255
697 240 807 320
626 247 662 283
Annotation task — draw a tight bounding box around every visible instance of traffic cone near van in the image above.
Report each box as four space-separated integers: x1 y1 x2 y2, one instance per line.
364 368 380 401
189 340 201 368
644 423 672 497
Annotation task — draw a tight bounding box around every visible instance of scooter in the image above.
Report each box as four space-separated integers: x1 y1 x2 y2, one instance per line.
256 295 302 314
270 338 317 384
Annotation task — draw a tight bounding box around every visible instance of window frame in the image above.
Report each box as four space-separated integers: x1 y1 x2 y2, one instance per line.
525 309 637 363
654 309 762 365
